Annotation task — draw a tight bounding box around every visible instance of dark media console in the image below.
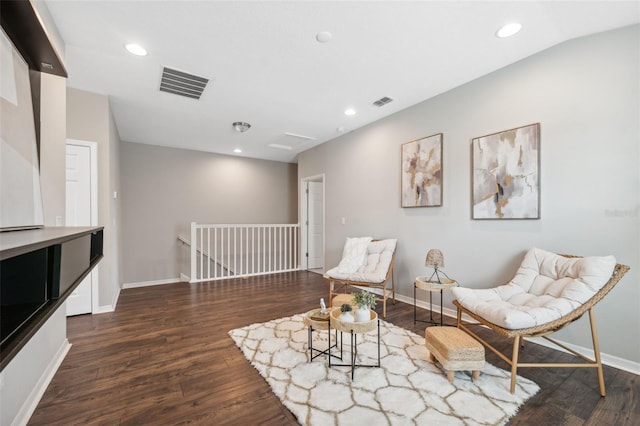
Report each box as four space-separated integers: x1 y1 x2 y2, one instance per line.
0 226 103 370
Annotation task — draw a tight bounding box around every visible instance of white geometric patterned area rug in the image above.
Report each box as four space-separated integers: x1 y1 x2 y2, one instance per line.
229 314 539 426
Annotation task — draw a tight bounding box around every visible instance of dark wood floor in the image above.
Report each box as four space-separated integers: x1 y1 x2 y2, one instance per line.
29 271 638 425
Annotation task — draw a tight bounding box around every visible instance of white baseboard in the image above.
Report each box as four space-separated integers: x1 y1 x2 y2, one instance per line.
526 336 640 376
387 291 640 376
179 273 190 282
93 286 121 314
122 277 181 289
12 339 71 426
93 305 114 314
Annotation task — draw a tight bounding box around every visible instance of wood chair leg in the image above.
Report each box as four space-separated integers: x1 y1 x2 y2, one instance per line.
382 284 387 317
589 309 606 397
391 269 396 304
510 335 521 394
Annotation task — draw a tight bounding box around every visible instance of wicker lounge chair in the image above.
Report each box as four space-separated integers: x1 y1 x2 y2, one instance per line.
452 248 629 395
324 238 396 317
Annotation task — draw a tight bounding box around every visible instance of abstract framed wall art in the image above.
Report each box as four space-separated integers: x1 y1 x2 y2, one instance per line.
472 123 540 219
401 133 442 207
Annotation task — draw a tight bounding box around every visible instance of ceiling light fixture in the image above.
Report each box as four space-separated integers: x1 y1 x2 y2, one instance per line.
125 43 148 56
496 22 522 38
233 148 242 153
344 108 356 116
316 31 333 43
232 122 251 132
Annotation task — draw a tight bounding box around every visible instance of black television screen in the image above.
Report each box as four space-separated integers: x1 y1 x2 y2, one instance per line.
0 248 49 346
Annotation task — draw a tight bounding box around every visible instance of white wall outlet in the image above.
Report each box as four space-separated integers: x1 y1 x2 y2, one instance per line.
55 216 64 226
341 217 346 225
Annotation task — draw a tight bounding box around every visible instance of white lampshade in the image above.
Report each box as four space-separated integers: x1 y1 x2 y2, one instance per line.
425 249 444 269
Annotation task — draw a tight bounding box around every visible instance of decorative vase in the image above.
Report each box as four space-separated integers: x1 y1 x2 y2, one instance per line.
354 306 370 322
340 311 354 323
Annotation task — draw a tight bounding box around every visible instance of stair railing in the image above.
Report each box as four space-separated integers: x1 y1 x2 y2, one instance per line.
189 222 299 282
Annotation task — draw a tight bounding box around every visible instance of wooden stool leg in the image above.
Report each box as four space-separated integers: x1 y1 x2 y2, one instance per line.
447 371 454 383
472 370 480 381
429 352 436 362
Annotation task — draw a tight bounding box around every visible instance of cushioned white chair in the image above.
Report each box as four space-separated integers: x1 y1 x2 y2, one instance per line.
324 238 397 317
452 247 629 395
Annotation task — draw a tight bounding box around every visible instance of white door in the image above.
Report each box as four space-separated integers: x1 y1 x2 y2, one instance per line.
307 181 324 269
66 143 93 316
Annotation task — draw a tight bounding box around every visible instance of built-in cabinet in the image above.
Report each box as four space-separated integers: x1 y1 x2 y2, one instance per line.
0 227 103 370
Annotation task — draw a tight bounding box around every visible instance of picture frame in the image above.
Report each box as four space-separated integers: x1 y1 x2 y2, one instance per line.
401 133 443 207
471 123 540 219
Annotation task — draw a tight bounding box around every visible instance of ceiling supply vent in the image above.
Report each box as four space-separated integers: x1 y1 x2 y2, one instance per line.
267 132 316 151
159 67 209 100
373 96 393 107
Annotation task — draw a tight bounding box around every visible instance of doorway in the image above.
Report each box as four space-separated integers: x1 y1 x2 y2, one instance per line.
300 174 325 273
65 140 98 316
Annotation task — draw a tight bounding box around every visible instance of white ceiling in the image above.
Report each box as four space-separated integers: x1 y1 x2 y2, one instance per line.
43 1 639 163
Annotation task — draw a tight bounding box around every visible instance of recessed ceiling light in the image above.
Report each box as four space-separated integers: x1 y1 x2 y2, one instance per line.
125 43 147 56
233 148 242 153
344 108 356 116
316 31 332 43
496 22 522 38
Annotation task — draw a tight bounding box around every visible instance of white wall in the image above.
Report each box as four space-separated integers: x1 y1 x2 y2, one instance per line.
0 70 69 426
0 305 68 426
298 25 639 364
39 73 66 226
119 142 298 284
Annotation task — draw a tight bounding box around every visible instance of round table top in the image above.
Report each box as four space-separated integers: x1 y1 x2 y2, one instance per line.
303 308 334 330
329 308 378 334
415 276 457 291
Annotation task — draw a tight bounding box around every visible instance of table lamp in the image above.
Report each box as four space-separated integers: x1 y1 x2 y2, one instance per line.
425 248 450 284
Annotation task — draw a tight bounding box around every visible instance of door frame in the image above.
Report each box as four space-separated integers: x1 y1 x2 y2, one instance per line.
300 173 325 271
66 139 99 313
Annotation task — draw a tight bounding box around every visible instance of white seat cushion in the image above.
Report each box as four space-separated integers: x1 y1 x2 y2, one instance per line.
336 236 372 273
452 248 616 329
325 239 397 283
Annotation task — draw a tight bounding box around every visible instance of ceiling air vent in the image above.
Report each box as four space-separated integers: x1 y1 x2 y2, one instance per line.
159 67 209 100
268 132 316 151
373 96 393 107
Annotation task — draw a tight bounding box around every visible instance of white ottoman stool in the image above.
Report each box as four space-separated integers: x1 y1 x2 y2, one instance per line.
425 326 485 383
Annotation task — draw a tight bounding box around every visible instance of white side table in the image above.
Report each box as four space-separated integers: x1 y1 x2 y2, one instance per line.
414 276 457 326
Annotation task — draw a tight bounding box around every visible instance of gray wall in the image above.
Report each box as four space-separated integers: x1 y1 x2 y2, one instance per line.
67 88 122 309
298 25 639 364
120 142 298 284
